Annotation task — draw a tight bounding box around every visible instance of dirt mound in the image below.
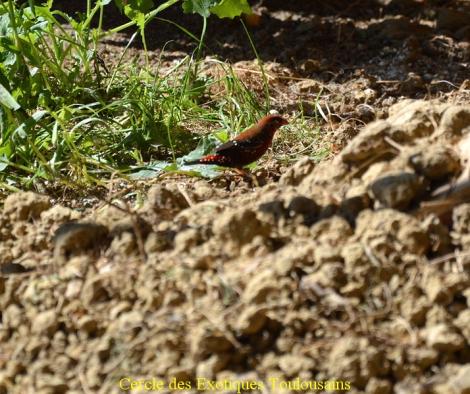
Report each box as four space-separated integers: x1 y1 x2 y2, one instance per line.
1 100 470 392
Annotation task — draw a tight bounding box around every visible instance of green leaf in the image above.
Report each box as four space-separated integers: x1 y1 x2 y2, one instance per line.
0 158 9 172
115 0 179 27
131 134 223 179
124 7 146 29
210 0 251 18
213 129 229 142
178 133 222 177
0 83 20 110
14 110 47 139
182 133 220 161
130 161 172 179
123 0 154 28
182 0 218 17
0 13 13 36
125 0 155 13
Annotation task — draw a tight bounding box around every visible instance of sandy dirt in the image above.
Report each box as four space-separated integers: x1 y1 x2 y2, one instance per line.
1 1 470 393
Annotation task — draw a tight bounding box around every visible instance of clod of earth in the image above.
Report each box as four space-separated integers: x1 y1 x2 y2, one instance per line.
1 99 470 392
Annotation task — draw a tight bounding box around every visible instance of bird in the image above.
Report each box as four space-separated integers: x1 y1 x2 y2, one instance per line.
185 114 288 171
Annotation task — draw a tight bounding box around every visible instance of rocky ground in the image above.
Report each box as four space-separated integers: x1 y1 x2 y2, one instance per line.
1 101 470 393
1 1 470 393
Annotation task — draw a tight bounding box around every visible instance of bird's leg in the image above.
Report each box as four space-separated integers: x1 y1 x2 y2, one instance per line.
207 173 233 190
234 168 259 188
207 170 241 189
233 167 250 177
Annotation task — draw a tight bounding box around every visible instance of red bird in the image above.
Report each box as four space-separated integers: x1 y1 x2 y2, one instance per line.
185 114 288 169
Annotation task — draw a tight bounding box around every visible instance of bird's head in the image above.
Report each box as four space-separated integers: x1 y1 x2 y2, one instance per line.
261 114 288 133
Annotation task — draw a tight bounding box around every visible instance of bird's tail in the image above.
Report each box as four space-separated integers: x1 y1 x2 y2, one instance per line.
184 158 203 165
184 154 229 166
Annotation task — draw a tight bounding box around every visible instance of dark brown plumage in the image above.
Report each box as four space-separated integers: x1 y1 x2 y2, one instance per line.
185 114 288 168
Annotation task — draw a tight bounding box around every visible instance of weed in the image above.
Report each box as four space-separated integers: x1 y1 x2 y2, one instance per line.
0 0 324 190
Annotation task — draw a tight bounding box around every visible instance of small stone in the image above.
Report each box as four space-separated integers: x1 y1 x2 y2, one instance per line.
3 192 50 221
310 216 353 246
301 59 322 73
116 311 144 333
242 270 280 304
3 304 24 329
449 364 470 394
144 231 174 253
327 336 386 388
36 375 68 393
409 145 461 181
81 278 110 306
422 271 466 305
291 79 323 93
301 262 346 291
366 378 392 394
454 310 470 342
145 184 190 220
278 354 314 376
279 157 315 186
236 306 268 335
368 171 424 210
213 208 270 246
406 347 438 369
53 222 109 262
313 246 342 265
399 72 425 95
196 354 230 380
174 228 201 252
438 106 470 136
340 280 366 297
191 324 233 358
41 205 80 225
193 180 215 200
400 296 429 326
270 240 316 274
388 100 440 141
76 316 98 335
339 194 370 223
285 195 320 225
32 310 59 336
0 262 32 275
258 200 286 221
64 279 82 300
424 324 465 352
452 204 470 250
341 121 391 164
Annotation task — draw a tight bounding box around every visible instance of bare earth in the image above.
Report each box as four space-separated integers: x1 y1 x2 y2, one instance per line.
1 1 470 393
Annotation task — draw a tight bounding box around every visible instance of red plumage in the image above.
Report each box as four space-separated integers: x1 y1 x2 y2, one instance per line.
185 114 288 168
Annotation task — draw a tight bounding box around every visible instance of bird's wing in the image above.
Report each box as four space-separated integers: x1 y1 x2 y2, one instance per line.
214 139 238 154
215 134 265 155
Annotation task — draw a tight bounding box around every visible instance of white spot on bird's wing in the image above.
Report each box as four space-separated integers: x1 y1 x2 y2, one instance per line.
269 109 280 115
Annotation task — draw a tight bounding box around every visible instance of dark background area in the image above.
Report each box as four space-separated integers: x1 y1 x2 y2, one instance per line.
53 0 469 98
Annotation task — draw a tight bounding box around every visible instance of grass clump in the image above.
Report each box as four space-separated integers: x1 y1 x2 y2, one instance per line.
0 0 325 191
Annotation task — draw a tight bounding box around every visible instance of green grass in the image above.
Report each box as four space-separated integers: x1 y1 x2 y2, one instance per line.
0 0 325 191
